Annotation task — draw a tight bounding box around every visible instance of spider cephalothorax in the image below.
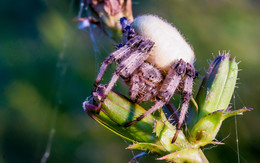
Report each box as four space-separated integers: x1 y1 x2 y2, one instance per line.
128 62 163 103
92 15 196 143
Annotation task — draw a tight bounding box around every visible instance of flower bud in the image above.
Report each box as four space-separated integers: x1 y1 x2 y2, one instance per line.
86 0 133 41
84 85 209 162
188 53 252 146
197 54 233 119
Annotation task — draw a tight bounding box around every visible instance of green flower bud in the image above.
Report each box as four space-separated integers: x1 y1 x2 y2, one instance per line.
188 53 252 146
84 85 209 162
197 54 232 119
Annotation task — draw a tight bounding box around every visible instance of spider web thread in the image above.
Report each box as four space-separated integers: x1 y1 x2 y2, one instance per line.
77 1 145 162
40 0 74 162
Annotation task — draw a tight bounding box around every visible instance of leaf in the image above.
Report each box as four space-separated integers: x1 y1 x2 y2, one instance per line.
189 110 223 146
86 86 158 143
85 102 135 142
126 143 168 156
157 148 209 163
155 121 188 152
222 107 253 120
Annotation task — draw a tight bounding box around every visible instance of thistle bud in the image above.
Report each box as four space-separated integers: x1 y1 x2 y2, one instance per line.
84 85 209 162
188 53 252 146
197 54 235 118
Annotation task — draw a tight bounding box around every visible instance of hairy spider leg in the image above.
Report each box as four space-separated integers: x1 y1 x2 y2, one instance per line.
93 17 137 93
129 73 140 100
124 59 187 127
92 37 142 93
125 100 166 127
96 39 155 113
172 63 195 143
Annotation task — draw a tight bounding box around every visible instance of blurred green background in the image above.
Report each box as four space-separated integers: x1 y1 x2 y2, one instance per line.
0 0 259 162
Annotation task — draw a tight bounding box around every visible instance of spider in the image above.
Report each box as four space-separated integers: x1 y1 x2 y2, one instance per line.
92 15 196 143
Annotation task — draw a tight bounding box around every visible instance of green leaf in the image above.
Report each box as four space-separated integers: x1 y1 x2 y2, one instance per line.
155 121 188 152
222 107 253 120
102 91 157 142
85 102 136 142
87 86 158 143
189 110 223 146
126 143 168 156
157 148 209 163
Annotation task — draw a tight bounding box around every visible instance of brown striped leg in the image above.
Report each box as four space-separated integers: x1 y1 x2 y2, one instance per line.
96 39 154 113
129 73 140 101
172 63 195 143
93 16 139 93
124 100 165 127
92 36 142 93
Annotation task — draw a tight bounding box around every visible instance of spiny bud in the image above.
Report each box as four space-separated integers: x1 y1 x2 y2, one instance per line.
188 52 252 146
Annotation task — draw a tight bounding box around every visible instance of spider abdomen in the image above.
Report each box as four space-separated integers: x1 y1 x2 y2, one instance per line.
131 15 195 72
